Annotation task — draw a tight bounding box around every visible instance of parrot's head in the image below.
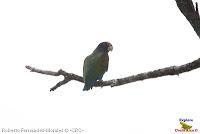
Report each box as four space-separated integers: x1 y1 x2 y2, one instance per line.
96 42 113 53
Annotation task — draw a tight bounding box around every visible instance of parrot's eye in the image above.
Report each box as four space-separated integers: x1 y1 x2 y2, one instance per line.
107 43 113 52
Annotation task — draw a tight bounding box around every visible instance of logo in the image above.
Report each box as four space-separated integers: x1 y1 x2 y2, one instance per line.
174 118 199 133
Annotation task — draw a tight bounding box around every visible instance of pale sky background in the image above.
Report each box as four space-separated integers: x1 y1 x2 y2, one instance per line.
0 0 200 134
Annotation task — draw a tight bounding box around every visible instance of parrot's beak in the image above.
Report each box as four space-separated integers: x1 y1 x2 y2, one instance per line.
108 43 113 52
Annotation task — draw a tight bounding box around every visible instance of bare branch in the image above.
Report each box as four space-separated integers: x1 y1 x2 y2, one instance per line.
175 0 200 37
26 57 200 91
50 78 71 92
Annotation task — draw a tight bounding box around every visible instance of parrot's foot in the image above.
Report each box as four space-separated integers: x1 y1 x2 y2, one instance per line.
98 80 103 88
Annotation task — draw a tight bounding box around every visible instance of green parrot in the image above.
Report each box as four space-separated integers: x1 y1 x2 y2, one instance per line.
83 42 113 91
180 121 192 130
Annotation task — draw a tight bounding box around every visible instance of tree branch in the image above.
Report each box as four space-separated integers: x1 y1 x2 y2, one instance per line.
175 0 200 38
25 57 200 91
26 0 200 91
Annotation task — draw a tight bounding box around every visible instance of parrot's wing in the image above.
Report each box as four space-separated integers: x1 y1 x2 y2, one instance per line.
83 52 109 83
83 54 98 83
83 55 90 81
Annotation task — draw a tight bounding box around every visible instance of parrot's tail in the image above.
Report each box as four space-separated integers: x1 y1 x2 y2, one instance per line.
83 84 91 91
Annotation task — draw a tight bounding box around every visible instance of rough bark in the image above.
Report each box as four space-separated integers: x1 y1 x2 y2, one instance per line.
26 0 200 91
